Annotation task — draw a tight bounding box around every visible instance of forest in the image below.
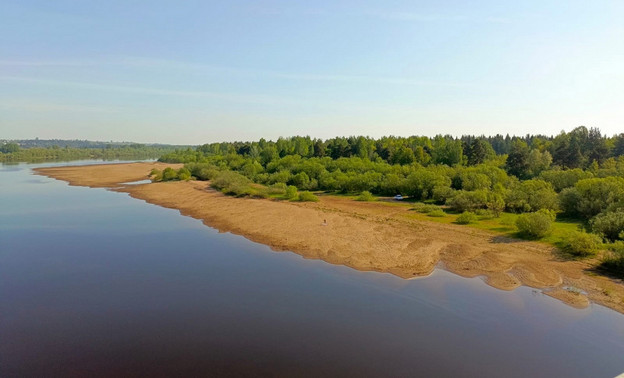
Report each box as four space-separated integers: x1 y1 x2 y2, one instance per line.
157 126 624 275
0 142 177 163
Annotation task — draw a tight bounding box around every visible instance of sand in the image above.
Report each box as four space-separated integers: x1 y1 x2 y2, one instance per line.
34 162 624 313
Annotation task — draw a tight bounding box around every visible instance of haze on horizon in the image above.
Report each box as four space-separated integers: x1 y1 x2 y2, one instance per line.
1 0 622 145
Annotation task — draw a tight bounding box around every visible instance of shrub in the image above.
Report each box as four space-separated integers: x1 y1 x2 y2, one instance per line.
432 185 454 204
539 168 592 192
515 209 555 238
413 203 441 213
186 163 218 181
446 190 488 212
177 167 191 181
150 168 163 181
505 179 558 213
210 171 256 197
297 191 319 202
574 177 624 218
456 211 478 224
162 167 178 181
601 242 624 277
284 185 298 200
356 191 375 201
248 186 270 199
267 183 287 195
562 231 601 256
428 209 446 217
591 210 624 241
486 192 505 217
558 187 582 216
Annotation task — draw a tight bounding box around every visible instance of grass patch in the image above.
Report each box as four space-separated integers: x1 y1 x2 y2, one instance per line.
297 191 319 202
400 201 586 250
412 203 441 214
428 209 446 217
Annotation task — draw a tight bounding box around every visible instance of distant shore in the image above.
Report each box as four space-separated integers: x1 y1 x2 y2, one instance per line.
35 162 624 313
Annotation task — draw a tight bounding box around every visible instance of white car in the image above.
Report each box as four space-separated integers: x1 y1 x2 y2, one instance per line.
394 194 403 200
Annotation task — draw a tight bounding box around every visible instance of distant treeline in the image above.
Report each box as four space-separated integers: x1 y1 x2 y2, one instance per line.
0 142 178 163
1 139 178 149
158 126 624 274
161 126 624 172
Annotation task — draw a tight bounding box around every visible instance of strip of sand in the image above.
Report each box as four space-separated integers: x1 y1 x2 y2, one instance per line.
34 162 624 313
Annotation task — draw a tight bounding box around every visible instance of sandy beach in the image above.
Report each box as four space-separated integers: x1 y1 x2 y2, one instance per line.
35 162 624 313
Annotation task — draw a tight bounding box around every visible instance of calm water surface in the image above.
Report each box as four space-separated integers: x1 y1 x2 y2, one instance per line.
1 161 623 377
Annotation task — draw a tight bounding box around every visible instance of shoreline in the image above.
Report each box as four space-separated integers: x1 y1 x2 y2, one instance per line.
34 162 624 314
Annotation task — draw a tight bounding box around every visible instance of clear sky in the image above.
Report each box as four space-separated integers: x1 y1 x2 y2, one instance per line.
1 0 623 144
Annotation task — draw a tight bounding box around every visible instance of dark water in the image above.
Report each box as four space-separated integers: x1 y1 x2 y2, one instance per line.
1 162 623 377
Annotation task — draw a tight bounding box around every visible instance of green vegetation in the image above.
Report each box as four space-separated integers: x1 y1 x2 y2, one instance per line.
591 210 624 242
428 209 446 217
156 126 624 275
297 191 319 202
0 141 177 163
356 191 376 201
516 210 556 238
601 242 624 277
412 203 441 214
562 231 601 256
456 211 478 225
285 185 299 200
150 167 191 182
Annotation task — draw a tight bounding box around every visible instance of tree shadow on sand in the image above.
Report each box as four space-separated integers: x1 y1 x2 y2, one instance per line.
489 235 522 244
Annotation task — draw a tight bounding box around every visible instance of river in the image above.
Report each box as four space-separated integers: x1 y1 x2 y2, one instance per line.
1 161 623 377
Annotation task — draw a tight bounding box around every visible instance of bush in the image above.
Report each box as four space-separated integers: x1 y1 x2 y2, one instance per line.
186 163 219 181
446 190 488 212
432 185 455 204
428 209 446 217
591 210 624 241
177 167 191 181
356 191 375 201
150 168 163 181
456 211 478 224
562 231 601 256
284 185 298 200
558 187 582 216
601 242 624 276
515 209 555 238
539 168 592 192
267 183 287 195
162 167 178 181
413 203 441 213
574 177 624 218
486 192 505 217
210 171 256 197
297 191 319 202
506 179 558 213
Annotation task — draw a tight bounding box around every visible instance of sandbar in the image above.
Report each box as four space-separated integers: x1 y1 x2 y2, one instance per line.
34 162 624 313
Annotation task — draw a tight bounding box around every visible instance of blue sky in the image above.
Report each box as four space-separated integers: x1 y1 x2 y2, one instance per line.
1 0 623 144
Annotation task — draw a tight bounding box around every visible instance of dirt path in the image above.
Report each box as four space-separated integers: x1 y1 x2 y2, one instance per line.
35 162 624 313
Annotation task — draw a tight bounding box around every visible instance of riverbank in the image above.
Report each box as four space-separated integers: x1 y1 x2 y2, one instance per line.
34 162 624 313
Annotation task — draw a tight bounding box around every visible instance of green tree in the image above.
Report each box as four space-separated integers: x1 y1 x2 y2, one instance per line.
467 139 494 165
0 143 20 153
505 140 530 178
506 179 558 213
